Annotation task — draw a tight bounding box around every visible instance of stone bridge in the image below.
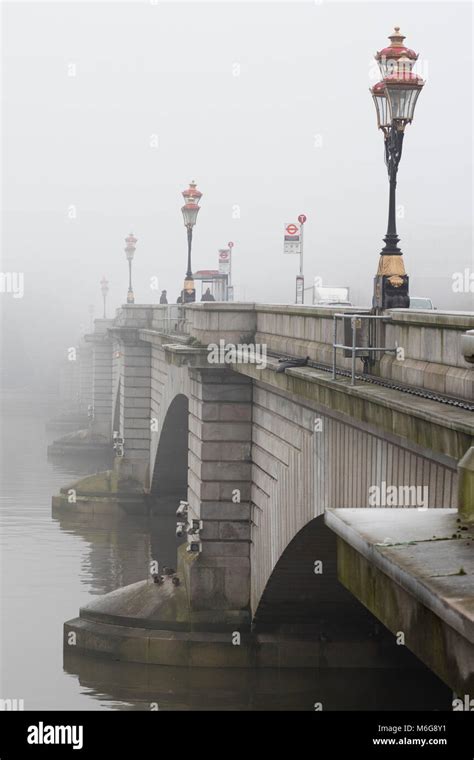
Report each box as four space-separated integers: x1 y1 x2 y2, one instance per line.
56 303 474 688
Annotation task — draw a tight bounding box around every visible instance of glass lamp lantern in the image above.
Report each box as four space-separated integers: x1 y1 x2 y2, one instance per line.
373 27 424 130
384 74 424 125
100 276 109 298
124 233 137 261
371 81 391 132
181 181 202 228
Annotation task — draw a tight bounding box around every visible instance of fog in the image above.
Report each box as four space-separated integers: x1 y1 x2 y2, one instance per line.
1 0 472 390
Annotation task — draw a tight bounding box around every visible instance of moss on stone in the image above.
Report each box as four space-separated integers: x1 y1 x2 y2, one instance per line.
458 447 474 523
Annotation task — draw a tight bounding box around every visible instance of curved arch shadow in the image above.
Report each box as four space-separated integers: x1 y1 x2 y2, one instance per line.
150 394 188 502
252 516 454 699
112 378 120 434
253 516 375 637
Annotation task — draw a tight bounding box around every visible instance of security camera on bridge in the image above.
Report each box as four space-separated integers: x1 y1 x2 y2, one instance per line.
176 500 188 537
187 516 204 555
188 519 204 535
176 500 188 517
175 500 203 551
112 430 125 457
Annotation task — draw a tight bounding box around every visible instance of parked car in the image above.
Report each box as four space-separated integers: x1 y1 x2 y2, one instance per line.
316 300 353 308
461 329 474 364
409 297 435 310
313 286 350 305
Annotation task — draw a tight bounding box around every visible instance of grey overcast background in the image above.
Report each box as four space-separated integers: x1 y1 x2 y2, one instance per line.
1 0 473 389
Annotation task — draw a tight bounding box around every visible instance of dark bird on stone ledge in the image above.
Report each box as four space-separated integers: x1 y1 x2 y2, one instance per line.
276 356 310 373
172 576 180 586
152 573 163 585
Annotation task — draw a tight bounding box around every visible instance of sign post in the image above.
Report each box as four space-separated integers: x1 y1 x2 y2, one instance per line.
295 275 304 304
283 222 301 255
284 216 307 304
297 214 307 304
228 241 234 301
218 246 234 301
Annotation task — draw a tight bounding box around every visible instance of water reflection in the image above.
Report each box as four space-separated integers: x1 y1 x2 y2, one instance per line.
64 652 451 711
53 508 178 595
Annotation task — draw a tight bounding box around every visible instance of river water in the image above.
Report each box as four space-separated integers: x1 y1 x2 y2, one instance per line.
0 395 451 711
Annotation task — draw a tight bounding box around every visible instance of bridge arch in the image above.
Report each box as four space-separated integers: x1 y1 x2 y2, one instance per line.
249 382 459 616
252 516 374 636
112 378 120 435
150 393 189 503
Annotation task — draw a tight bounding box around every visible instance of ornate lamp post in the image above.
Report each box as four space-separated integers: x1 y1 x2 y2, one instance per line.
181 181 202 303
88 304 94 331
371 27 424 310
124 233 137 304
227 240 234 301
100 276 109 318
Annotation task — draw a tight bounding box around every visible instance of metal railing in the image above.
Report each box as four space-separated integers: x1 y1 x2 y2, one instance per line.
152 305 187 335
332 314 397 386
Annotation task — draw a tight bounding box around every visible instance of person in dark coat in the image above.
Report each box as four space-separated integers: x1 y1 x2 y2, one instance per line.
159 290 168 304
201 287 215 302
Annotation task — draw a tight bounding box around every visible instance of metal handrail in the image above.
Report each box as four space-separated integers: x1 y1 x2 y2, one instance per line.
332 313 397 386
153 305 187 335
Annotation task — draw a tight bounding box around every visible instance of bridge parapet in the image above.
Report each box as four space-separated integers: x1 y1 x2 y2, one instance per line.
380 309 474 400
185 302 257 346
178 303 473 401
171 302 371 373
255 304 370 371
77 303 472 467
114 304 156 329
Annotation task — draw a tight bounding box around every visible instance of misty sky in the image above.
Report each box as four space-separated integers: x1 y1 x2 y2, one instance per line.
1 1 473 388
